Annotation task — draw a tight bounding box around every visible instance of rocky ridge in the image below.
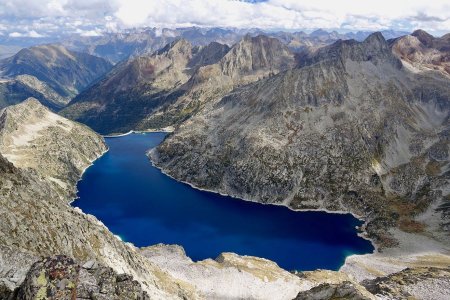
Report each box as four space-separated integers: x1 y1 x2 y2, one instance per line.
0 99 198 299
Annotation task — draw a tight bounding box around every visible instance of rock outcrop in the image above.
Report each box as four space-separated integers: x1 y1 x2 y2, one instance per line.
3 255 150 300
362 266 450 300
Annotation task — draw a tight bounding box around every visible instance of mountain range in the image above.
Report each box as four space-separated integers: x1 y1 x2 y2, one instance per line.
0 27 449 299
61 35 295 133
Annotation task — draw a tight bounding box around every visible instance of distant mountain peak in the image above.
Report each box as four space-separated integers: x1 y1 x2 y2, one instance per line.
220 34 295 77
363 31 386 44
411 29 435 47
302 31 399 68
156 38 192 56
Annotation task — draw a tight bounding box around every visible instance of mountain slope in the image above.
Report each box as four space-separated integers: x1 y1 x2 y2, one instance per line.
151 33 450 250
0 44 112 108
61 39 230 134
63 35 295 134
138 34 296 130
0 75 67 110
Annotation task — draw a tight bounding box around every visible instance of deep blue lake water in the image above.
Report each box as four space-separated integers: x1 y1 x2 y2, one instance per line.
73 132 373 271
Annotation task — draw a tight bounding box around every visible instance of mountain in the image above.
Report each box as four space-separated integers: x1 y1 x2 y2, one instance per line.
63 27 246 64
0 44 112 109
62 35 295 134
151 32 450 254
0 74 67 110
61 39 230 133
2 35 449 299
138 34 296 130
390 29 450 78
60 27 408 64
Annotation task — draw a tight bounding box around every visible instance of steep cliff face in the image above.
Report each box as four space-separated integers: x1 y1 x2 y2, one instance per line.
151 33 450 249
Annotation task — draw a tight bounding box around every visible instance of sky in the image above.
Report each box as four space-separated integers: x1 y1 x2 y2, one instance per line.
0 0 449 38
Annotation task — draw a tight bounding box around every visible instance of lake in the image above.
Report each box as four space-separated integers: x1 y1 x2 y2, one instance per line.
73 132 374 271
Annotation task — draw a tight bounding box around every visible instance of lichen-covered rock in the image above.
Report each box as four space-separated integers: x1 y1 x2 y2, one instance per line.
12 255 150 300
15 256 80 300
293 281 374 300
362 267 450 300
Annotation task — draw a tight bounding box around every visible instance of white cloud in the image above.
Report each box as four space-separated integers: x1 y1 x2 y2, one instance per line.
112 0 450 34
8 30 46 38
76 29 103 37
0 0 449 36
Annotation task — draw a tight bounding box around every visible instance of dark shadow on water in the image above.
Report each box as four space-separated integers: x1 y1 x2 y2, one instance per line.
73 132 374 271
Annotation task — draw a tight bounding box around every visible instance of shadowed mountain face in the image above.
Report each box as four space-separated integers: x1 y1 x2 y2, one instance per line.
0 44 112 109
152 33 450 247
61 39 229 134
62 35 296 134
390 29 450 78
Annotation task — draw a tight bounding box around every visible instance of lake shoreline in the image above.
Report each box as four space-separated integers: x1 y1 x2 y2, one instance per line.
147 146 378 256
73 132 376 272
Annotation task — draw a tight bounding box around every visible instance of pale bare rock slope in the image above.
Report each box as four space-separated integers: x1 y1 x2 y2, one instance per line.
390 30 450 79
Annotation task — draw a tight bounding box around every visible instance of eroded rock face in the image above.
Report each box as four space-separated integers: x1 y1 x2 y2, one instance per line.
362 267 450 300
7 255 149 300
293 281 374 300
151 32 450 248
